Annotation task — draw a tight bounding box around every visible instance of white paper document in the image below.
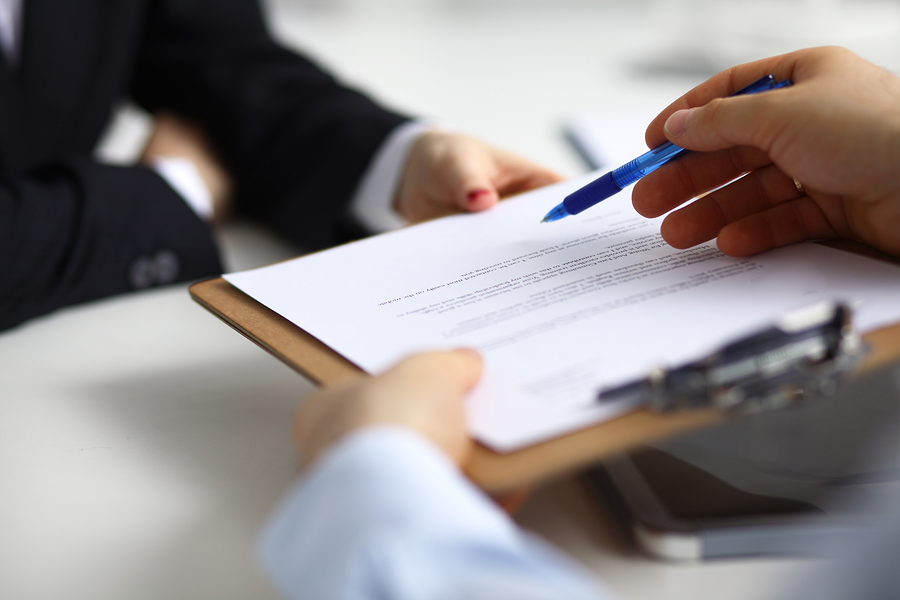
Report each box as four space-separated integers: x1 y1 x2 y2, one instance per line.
226 174 900 451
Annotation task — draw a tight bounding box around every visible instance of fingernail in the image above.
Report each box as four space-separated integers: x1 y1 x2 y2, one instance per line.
467 189 492 204
664 109 693 137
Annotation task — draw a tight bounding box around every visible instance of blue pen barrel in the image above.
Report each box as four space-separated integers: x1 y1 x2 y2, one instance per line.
563 143 689 215
612 142 689 188
562 172 620 215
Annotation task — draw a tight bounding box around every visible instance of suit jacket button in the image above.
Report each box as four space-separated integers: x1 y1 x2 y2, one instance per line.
154 250 180 284
128 256 153 289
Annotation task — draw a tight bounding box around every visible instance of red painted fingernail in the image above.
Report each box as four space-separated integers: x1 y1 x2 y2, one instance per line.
467 189 492 203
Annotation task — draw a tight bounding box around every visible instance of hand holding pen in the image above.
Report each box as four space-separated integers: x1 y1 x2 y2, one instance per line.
556 47 900 260
542 75 792 223
631 47 900 259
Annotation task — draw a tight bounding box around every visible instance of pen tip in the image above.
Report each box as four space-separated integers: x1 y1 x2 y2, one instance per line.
541 202 571 223
541 205 567 223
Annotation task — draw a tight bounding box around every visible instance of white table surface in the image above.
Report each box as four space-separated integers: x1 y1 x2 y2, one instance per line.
4 1 898 598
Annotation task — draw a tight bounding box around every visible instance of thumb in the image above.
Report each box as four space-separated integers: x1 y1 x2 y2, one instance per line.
663 94 780 153
445 149 501 213
379 349 483 465
385 348 484 398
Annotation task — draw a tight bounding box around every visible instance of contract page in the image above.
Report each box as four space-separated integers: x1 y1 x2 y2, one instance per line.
226 174 900 451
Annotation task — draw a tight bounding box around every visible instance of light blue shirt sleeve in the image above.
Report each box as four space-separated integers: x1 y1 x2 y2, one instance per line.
258 426 616 600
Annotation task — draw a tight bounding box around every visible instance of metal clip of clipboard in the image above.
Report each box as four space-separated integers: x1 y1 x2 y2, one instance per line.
598 302 866 413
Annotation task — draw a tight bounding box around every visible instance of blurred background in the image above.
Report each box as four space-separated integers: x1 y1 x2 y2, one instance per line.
259 0 900 173
101 0 900 200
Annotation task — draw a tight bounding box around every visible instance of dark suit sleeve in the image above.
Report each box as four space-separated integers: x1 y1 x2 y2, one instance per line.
0 0 405 332
130 0 409 249
0 159 222 331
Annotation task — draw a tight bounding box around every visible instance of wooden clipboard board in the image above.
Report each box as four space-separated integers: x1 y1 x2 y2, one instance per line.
190 241 900 495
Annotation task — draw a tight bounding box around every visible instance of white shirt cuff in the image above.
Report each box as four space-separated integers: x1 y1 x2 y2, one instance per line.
349 121 434 233
150 157 215 221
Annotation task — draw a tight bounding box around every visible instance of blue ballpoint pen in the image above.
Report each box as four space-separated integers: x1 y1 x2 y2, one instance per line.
541 75 793 223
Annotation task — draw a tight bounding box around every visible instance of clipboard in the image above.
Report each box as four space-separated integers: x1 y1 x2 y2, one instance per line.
190 240 900 496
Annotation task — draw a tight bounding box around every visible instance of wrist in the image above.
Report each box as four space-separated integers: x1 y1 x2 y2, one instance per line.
349 121 437 233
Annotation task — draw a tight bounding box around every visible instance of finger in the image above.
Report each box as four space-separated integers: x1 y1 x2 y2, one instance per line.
491 153 565 200
660 88 797 157
659 164 804 248
716 196 842 256
644 52 802 148
444 147 503 212
633 145 770 218
465 188 499 211
382 348 483 397
377 349 483 464
450 150 562 212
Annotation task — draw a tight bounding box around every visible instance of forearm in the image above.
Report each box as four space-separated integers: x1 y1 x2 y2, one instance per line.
0 159 221 331
131 0 409 250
